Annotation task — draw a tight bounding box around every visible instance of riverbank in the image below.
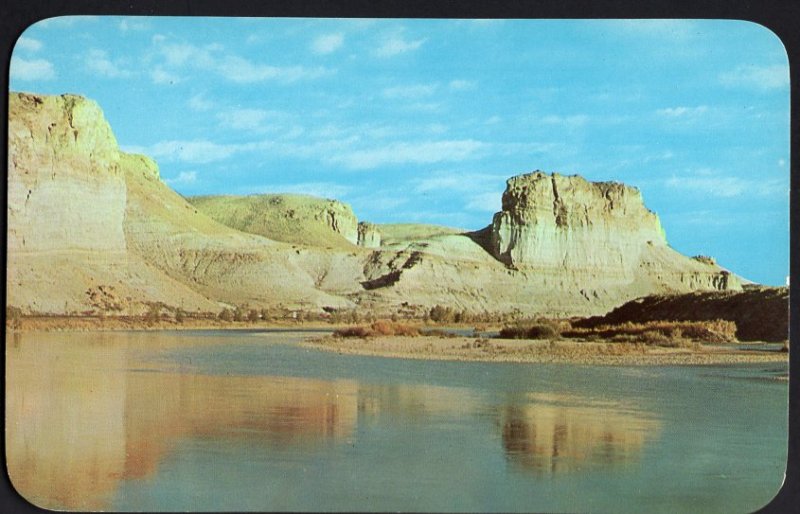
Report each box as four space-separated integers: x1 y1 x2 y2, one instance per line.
302 334 789 366
5 315 345 332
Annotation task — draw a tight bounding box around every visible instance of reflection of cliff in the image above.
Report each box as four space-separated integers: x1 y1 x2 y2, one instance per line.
6 334 357 510
499 393 660 475
357 383 479 423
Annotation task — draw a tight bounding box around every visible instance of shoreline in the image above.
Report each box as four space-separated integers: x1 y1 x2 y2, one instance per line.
6 315 361 333
301 335 789 367
8 317 788 368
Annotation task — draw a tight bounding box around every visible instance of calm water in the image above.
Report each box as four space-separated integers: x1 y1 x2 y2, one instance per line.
6 330 788 512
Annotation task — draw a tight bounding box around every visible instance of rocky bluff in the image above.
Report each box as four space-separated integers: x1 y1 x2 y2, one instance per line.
8 91 741 317
491 172 666 270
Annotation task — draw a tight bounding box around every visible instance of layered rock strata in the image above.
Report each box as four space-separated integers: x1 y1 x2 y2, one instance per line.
487 171 739 292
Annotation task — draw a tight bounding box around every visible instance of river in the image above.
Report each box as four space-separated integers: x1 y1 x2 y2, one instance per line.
6 329 788 512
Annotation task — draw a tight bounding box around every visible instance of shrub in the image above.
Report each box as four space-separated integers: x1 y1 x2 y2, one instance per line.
233 307 245 322
334 320 420 338
334 326 374 338
218 308 233 322
248 309 260 322
498 319 562 340
429 304 456 323
639 330 671 346
144 303 162 324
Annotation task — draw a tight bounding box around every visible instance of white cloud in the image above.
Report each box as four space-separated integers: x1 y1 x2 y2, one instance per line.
720 64 789 91
146 140 243 164
10 56 55 81
374 32 425 57
665 172 787 198
188 93 214 111
328 140 487 170
465 192 502 213
311 33 344 55
413 172 506 194
217 108 271 131
86 49 133 79
151 67 180 84
541 114 589 127
217 56 328 83
165 171 198 186
256 182 352 199
656 105 708 118
448 79 475 90
16 36 42 52
382 83 437 99
603 19 697 41
149 37 329 85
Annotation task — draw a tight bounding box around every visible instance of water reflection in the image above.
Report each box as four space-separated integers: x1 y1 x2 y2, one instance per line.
7 332 662 511
499 393 660 475
357 383 480 423
6 333 358 510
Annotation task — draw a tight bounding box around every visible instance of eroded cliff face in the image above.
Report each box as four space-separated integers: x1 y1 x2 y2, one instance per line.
7 93 221 314
8 93 126 254
487 171 738 293
490 172 665 270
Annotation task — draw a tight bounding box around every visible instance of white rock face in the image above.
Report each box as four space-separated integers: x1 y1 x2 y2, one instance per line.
357 222 381 248
490 172 665 272
8 93 127 254
487 171 738 293
319 201 359 245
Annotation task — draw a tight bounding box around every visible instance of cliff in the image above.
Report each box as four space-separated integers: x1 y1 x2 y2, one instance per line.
7 93 218 314
7 92 747 319
486 171 739 292
490 172 666 269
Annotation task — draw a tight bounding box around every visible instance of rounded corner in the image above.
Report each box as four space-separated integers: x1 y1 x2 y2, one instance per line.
747 462 790 513
728 19 790 68
4 461 60 513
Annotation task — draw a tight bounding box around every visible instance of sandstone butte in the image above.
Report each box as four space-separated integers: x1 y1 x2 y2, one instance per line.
7 92 744 319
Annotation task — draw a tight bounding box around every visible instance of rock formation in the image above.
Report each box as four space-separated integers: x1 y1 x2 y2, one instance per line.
486 171 739 291
357 222 381 248
8 93 217 314
490 172 666 269
7 91 745 318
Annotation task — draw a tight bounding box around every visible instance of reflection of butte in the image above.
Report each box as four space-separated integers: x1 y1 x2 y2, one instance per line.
499 393 661 476
6 333 358 510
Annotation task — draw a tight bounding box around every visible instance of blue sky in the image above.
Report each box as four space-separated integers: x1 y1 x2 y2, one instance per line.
9 17 790 285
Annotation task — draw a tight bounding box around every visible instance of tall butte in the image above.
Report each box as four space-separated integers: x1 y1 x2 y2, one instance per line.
485 171 739 291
